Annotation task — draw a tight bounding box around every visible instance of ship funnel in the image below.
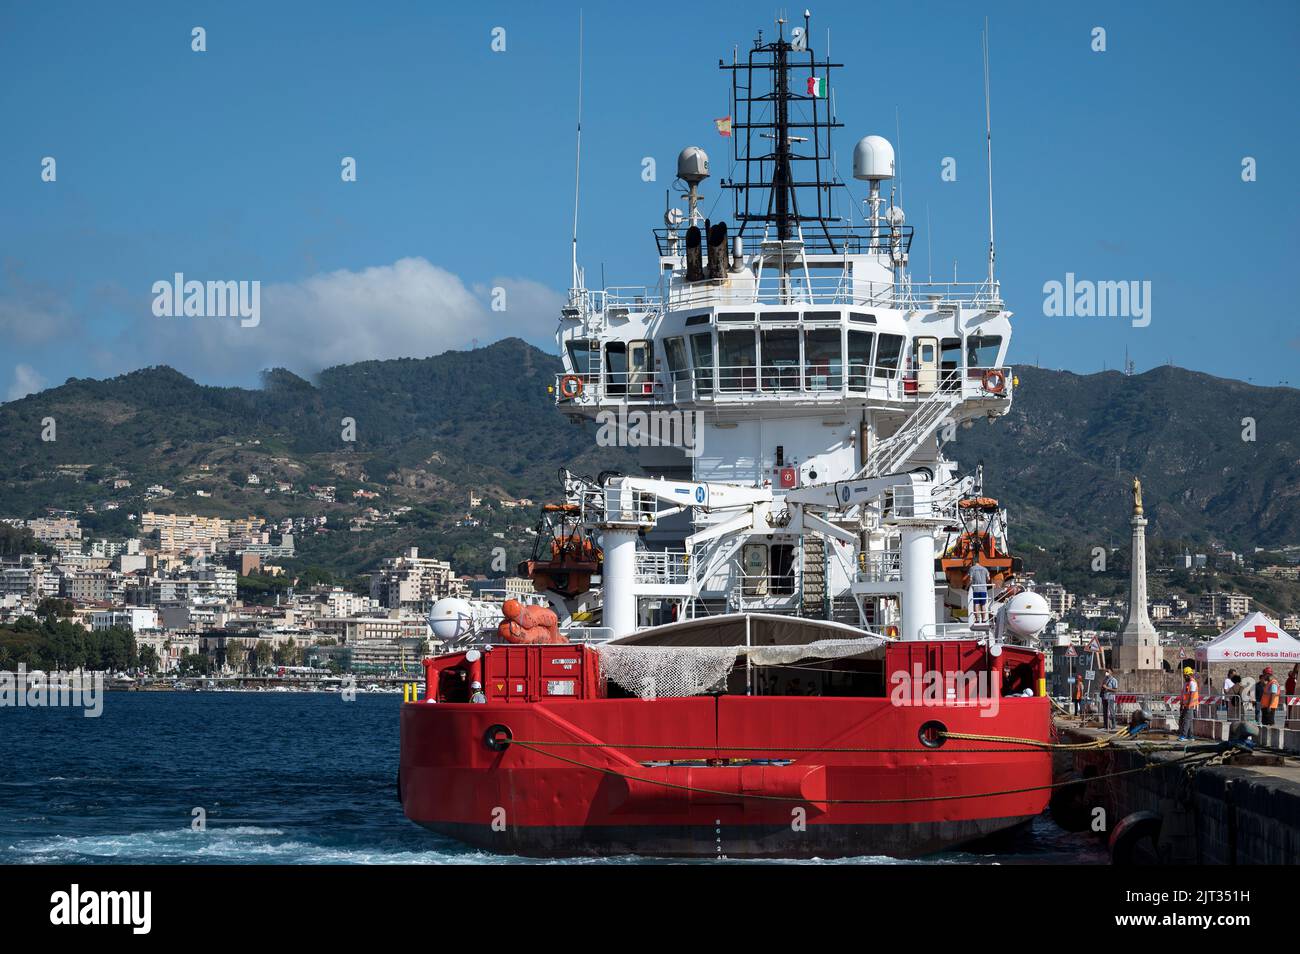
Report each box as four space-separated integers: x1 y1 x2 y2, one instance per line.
707 221 729 280
852 136 895 181
684 225 705 282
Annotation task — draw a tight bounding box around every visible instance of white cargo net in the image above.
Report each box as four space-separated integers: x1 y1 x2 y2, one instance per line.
596 637 883 700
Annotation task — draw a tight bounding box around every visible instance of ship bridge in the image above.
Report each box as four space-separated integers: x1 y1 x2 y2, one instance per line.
555 279 1012 416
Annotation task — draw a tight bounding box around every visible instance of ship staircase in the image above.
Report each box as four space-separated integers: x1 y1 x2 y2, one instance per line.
854 388 962 480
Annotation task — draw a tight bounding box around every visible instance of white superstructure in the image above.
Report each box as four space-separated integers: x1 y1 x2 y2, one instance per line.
537 16 1045 647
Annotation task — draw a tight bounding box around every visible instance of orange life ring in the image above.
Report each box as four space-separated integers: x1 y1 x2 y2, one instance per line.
559 375 584 399
982 369 1006 395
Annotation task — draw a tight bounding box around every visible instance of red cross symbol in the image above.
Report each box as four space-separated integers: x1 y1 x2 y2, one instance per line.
1245 625 1278 644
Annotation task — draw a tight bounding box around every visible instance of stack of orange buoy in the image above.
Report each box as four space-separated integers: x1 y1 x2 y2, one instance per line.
498 599 565 644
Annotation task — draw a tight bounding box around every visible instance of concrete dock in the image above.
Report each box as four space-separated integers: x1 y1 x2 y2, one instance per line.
1051 716 1300 863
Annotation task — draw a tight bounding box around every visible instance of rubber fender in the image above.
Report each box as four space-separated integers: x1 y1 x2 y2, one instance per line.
1109 811 1162 865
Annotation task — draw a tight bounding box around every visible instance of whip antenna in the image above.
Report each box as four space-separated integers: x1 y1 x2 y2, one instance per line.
571 11 585 291
982 17 996 291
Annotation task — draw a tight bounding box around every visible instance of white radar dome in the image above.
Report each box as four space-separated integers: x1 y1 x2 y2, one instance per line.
852 135 895 181
1001 591 1052 640
428 598 477 642
677 146 710 184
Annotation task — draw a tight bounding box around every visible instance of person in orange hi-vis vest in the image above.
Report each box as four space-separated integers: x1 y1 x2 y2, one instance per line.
1260 668 1282 727
1073 673 1084 717
1177 667 1199 742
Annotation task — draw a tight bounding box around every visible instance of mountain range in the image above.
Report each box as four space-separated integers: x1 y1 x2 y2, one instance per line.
1 340 1297 587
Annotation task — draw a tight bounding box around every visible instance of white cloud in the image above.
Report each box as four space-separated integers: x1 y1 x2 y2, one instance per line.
6 363 48 402
132 257 563 382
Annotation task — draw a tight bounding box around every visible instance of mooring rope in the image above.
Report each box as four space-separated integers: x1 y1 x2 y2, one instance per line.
503 738 1223 806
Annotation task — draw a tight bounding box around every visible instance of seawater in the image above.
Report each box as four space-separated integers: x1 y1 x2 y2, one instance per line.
0 692 1106 865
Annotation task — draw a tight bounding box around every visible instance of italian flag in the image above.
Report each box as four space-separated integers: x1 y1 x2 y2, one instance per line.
807 77 826 97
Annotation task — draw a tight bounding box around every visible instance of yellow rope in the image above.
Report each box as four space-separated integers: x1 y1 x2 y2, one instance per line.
506 738 1048 755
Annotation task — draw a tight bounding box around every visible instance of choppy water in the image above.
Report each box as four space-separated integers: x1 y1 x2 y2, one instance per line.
0 693 1106 865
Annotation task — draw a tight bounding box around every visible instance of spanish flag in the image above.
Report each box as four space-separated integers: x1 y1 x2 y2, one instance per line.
714 116 732 137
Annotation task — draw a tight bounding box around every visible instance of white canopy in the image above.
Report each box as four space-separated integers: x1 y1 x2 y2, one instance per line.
1195 612 1300 665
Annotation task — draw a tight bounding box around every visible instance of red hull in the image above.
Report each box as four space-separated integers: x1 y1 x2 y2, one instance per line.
399 694 1053 858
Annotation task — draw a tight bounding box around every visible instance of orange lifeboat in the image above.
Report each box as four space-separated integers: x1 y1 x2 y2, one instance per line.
939 495 1023 591
517 503 601 599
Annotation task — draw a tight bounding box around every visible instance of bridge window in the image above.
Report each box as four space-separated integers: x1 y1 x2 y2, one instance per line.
566 340 598 378
966 334 1003 369
804 327 842 391
760 329 800 392
847 329 875 391
664 337 688 374
719 329 757 392
875 334 904 377
690 332 714 395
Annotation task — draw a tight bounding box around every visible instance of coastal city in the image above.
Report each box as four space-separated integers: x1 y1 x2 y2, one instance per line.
0 505 518 685
2 500 1297 693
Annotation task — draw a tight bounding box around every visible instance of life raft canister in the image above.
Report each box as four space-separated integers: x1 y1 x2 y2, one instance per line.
982 368 1007 395
559 374 584 399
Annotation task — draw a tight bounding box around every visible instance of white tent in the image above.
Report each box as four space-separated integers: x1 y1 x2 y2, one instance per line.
1195 612 1300 665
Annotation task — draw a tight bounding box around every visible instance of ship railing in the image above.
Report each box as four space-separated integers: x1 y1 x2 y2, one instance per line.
558 365 1013 407
656 276 1000 311
574 274 1002 316
713 362 904 398
559 626 616 644
856 549 903 583
734 565 799 600
916 623 980 640
635 550 691 586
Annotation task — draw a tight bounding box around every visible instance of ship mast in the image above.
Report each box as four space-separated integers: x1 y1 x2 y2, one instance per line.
721 14 844 252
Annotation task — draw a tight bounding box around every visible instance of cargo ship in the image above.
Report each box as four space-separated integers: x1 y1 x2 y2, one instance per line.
400 14 1056 858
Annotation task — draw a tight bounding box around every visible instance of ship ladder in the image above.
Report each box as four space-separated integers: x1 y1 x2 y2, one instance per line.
799 536 828 619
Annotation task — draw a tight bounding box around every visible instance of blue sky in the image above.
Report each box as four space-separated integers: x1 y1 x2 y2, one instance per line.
1 0 1297 399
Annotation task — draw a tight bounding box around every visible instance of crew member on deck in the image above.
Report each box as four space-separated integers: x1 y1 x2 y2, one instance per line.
968 558 991 624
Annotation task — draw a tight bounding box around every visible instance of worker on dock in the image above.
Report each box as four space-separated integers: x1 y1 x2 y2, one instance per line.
1259 668 1281 726
1178 666 1199 741
1100 669 1118 730
1226 672 1244 719
1073 673 1084 717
